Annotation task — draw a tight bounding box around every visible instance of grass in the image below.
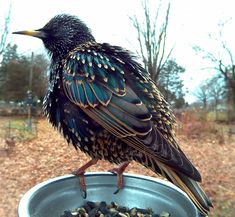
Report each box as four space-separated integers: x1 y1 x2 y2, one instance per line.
207 111 229 122
0 116 37 142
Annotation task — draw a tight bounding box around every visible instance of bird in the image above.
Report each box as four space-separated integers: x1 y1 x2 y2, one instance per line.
13 14 212 216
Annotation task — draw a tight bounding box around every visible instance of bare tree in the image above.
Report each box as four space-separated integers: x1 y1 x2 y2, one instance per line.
0 3 11 56
194 82 209 111
194 20 235 119
130 0 173 82
207 76 225 120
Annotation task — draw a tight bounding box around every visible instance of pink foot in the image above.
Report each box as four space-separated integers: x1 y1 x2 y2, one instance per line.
108 162 129 193
72 158 98 198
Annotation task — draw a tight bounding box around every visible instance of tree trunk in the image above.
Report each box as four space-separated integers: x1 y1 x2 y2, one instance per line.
227 85 235 121
215 99 218 121
231 86 235 120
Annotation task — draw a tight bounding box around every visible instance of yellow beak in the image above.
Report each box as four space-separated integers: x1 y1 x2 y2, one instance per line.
12 30 46 39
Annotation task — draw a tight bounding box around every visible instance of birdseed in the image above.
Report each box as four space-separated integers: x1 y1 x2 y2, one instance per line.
60 201 170 217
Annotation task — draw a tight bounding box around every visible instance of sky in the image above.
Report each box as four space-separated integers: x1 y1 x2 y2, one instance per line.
1 0 235 103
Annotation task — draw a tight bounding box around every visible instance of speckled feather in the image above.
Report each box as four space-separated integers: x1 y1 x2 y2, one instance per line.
62 43 181 153
58 42 212 214
16 14 212 216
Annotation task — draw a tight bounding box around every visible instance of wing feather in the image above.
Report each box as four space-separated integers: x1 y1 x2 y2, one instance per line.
62 43 201 181
60 43 212 215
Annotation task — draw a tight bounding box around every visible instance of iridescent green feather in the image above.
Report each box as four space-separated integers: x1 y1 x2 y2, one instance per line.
82 81 99 106
63 47 126 107
89 82 112 105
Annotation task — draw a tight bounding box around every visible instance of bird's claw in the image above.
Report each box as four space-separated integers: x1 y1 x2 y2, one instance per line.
108 169 124 194
113 188 121 194
78 174 87 198
108 162 129 195
72 170 87 198
108 168 120 174
71 159 99 199
81 188 87 199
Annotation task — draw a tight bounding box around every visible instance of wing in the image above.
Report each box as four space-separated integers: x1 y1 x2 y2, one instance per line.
62 43 201 181
62 43 126 108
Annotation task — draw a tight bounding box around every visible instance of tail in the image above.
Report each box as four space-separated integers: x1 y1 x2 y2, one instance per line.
158 163 213 216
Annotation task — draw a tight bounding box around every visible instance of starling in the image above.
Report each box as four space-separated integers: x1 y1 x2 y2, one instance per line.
13 14 212 215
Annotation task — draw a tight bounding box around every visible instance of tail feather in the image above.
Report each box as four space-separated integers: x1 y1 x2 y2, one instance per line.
158 163 213 216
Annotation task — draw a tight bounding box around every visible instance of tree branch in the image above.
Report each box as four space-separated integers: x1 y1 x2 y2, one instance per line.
129 0 172 82
0 3 11 55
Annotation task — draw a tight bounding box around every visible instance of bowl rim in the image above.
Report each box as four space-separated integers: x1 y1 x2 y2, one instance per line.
18 172 198 216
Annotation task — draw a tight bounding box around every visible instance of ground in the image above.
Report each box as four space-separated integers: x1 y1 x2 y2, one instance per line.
0 118 234 217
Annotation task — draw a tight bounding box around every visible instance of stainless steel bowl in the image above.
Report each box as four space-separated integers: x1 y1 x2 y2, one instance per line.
18 172 200 217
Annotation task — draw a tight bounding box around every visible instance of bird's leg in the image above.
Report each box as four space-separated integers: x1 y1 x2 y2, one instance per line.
72 158 98 198
108 162 130 194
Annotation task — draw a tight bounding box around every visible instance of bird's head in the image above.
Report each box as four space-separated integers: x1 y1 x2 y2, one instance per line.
13 14 95 59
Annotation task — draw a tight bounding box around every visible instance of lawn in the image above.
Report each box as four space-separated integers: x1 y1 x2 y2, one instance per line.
0 117 234 216
0 117 37 142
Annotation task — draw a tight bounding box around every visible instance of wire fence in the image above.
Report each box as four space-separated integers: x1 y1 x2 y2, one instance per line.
5 119 37 140
0 117 38 158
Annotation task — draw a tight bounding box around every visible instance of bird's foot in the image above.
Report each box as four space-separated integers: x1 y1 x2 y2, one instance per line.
73 171 87 198
72 158 99 198
108 162 129 194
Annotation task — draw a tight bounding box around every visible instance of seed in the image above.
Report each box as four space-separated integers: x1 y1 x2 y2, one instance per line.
160 211 170 217
60 201 170 217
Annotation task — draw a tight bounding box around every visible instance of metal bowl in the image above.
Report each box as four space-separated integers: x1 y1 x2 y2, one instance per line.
18 172 200 217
